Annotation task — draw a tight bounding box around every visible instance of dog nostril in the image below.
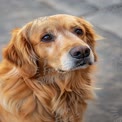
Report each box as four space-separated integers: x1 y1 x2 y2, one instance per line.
73 51 82 57
84 48 90 57
69 47 83 59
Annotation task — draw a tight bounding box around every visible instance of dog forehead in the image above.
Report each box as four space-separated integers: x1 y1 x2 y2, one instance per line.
32 14 80 29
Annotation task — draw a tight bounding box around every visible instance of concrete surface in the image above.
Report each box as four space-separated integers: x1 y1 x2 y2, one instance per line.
0 0 121 122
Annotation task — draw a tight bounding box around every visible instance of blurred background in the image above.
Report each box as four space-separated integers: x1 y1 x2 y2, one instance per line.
0 0 121 122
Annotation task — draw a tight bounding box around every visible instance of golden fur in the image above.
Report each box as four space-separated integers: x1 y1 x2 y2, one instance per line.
0 14 99 122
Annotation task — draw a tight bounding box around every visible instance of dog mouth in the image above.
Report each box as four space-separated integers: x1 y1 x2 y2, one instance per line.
72 59 92 70
75 62 87 68
75 59 92 67
58 59 93 73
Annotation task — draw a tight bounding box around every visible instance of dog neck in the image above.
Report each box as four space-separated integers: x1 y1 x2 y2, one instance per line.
23 66 94 120
0 62 94 121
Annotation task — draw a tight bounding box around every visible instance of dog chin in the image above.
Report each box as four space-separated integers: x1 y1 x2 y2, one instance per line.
58 62 93 73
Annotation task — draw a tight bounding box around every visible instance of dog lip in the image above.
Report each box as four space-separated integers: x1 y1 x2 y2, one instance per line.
76 62 86 67
75 59 87 67
74 58 93 68
57 59 93 72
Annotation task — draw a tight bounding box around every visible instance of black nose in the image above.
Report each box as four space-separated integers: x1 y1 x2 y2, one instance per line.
69 46 90 59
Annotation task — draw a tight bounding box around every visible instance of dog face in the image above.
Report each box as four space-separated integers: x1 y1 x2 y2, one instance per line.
4 14 98 77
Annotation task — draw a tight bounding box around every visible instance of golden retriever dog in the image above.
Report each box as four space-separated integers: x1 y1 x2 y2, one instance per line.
0 14 99 122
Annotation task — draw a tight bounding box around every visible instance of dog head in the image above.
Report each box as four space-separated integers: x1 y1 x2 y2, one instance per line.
4 14 99 77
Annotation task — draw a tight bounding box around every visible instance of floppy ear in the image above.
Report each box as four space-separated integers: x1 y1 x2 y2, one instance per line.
81 19 101 62
3 23 38 77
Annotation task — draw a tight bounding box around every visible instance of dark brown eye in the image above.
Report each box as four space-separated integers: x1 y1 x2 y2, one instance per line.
74 28 83 35
41 34 54 42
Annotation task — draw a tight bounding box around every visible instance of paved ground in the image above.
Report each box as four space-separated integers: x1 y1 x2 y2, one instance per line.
0 0 122 122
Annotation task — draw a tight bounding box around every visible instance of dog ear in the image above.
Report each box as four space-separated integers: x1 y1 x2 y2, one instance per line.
3 23 38 77
81 19 101 62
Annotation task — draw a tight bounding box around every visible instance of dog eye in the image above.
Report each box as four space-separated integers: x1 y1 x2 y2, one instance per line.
74 28 83 35
41 34 54 42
